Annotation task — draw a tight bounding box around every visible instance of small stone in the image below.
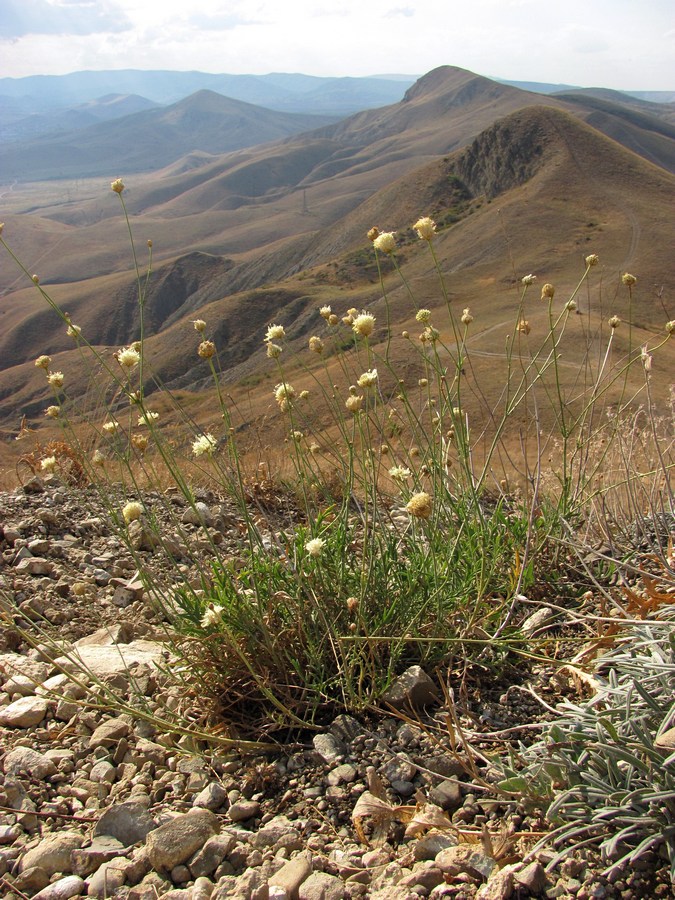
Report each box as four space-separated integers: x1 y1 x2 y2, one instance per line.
381 666 439 710
477 868 514 900
382 753 417 784
312 733 347 765
514 861 548 893
435 845 496 881
15 557 55 576
31 874 86 900
188 834 237 879
298 871 345 900
269 851 313 900
414 833 457 860
71 835 126 877
227 799 261 822
86 859 128 898
193 782 229 810
428 778 462 811
326 763 358 786
89 717 131 749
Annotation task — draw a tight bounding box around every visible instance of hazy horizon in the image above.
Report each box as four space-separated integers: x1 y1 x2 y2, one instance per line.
0 0 673 92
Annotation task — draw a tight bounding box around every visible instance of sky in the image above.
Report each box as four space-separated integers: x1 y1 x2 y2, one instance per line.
0 0 673 91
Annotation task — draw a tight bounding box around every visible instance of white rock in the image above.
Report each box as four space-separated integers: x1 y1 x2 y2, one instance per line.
4 747 57 779
54 641 165 679
19 831 86 876
31 875 86 900
0 695 48 727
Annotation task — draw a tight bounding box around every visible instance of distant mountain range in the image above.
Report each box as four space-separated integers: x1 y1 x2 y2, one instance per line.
0 65 673 442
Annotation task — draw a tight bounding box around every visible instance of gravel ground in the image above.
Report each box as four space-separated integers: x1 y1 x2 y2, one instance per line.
1 476 673 900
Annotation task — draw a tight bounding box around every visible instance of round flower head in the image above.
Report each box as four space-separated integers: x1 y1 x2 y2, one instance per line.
328 314 339 326
389 465 411 481
585 254 599 267
45 405 60 419
522 274 536 286
67 324 81 339
198 340 216 359
345 394 363 413
266 342 282 359
41 456 57 473
48 371 64 388
352 312 376 338
309 336 324 354
622 273 637 286
118 346 140 369
413 217 436 241
131 434 149 452
461 307 474 325
201 604 224 628
265 324 285 342
274 382 296 411
666 321 675 334
566 299 577 311
102 420 119 435
357 368 378 388
373 231 396 254
367 227 380 242
122 500 143 524
137 410 159 426
305 537 325 558
192 432 217 457
35 355 52 370
541 283 555 300
416 309 431 324
406 491 433 520
111 178 125 194
319 305 332 320
92 450 105 467
192 319 206 333
608 315 621 329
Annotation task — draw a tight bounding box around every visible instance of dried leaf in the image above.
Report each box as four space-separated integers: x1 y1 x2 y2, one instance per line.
403 801 452 838
558 664 602 695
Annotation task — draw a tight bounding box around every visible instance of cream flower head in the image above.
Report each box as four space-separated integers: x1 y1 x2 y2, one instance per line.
413 217 436 241
192 432 217 457
201 604 224 628
406 491 433 519
44 405 60 419
48 371 64 388
461 308 474 325
345 394 363 413
111 178 125 194
352 312 376 338
40 456 57 473
122 501 143 524
265 324 286 342
373 231 396 254
305 537 325 558
416 309 431 324
118 346 140 369
192 319 206 333
357 368 378 388
198 340 216 359
35 355 52 370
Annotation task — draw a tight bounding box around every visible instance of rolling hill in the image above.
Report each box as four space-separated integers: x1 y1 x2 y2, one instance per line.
0 67 673 459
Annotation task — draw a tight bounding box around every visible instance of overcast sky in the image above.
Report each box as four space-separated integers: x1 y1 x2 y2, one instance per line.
0 0 673 91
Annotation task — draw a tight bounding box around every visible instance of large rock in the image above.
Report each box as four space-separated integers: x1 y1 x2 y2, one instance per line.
94 801 157 846
0 696 48 727
19 831 85 876
3 747 57 779
145 809 220 872
54 641 165 678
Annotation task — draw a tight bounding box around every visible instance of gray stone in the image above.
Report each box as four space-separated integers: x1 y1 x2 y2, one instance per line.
86 859 128 898
477 868 514 900
3 747 57 779
145 809 220 872
19 831 85 876
435 845 496 880
326 764 358 786
89 716 131 749
428 778 462 811
382 753 417 784
0 695 48 727
298 871 345 900
15 556 54 576
513 861 547 893
382 666 439 710
188 834 237 878
54 641 164 679
71 836 127 877
312 733 347 765
193 781 228 810
413 833 457 860
94 800 157 846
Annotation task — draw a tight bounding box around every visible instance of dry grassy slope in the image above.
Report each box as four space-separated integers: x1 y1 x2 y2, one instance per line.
1 90 674 470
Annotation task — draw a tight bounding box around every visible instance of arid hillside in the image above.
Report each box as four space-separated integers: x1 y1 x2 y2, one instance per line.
1 68 674 469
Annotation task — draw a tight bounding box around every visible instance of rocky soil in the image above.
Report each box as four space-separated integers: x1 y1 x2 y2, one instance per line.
1 476 673 900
